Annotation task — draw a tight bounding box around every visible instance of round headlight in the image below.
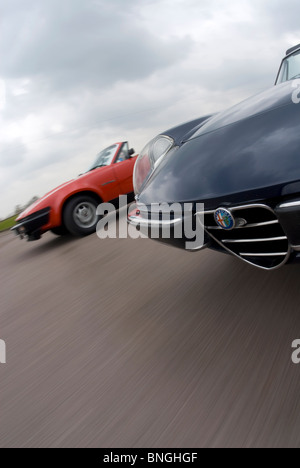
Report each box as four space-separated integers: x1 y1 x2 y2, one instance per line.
133 135 175 194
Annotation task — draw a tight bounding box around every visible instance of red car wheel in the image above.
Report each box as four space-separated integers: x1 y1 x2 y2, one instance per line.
63 195 100 236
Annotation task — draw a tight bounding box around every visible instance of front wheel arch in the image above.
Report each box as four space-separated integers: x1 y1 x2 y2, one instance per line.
61 192 103 236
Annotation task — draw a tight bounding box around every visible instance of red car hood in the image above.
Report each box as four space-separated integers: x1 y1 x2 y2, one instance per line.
17 178 79 220
16 164 118 221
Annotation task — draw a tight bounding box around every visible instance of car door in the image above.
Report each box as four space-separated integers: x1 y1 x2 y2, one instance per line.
93 165 123 201
112 143 137 194
86 144 123 202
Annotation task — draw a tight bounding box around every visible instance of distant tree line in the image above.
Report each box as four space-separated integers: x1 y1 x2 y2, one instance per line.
0 196 40 222
14 196 39 216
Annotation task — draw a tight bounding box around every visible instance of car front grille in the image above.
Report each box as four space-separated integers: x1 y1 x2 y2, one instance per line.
203 204 290 270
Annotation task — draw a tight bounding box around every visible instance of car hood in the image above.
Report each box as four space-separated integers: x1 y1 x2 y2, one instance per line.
17 179 76 220
17 164 116 220
17 167 104 220
139 81 300 208
187 81 297 141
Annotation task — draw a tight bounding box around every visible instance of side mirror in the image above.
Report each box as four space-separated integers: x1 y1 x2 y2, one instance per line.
128 148 135 157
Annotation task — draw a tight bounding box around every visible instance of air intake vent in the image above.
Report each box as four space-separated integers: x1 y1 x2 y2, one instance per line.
204 204 290 270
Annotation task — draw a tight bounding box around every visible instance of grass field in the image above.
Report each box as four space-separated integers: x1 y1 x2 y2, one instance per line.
0 216 17 232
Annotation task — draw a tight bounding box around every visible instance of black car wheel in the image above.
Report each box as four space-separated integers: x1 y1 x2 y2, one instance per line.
63 195 100 236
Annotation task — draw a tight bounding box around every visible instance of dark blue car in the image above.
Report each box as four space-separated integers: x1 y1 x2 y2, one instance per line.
129 44 300 270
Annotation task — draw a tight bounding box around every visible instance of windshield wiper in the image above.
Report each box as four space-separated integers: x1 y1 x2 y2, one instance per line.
88 164 106 172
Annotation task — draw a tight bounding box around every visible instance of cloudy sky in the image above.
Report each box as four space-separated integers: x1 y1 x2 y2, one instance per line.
0 0 299 219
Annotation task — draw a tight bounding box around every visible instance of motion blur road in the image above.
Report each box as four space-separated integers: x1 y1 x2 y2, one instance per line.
1 212 300 448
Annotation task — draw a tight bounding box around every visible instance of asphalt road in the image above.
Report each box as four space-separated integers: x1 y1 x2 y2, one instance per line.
1 218 300 448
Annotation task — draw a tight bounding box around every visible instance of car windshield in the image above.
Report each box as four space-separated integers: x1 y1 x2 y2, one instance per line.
86 144 119 172
277 50 300 84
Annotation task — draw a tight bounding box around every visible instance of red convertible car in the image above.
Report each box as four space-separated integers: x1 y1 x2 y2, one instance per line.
12 142 137 240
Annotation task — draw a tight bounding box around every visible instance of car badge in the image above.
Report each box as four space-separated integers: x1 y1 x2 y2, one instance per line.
214 208 235 230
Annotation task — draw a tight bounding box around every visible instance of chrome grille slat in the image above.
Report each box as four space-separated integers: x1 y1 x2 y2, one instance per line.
222 236 287 243
204 204 290 270
240 252 288 257
205 220 279 230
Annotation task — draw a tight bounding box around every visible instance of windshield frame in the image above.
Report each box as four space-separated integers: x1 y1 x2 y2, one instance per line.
85 144 121 173
276 48 300 85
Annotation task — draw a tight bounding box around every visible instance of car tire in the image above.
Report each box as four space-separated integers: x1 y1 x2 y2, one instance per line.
51 226 69 236
63 195 100 237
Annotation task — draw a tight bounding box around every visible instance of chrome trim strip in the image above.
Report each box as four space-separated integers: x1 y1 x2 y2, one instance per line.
222 236 287 243
128 213 209 252
240 252 288 257
128 214 182 227
291 245 300 252
279 200 300 208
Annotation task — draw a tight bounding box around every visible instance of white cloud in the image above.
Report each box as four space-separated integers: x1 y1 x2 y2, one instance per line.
0 0 299 218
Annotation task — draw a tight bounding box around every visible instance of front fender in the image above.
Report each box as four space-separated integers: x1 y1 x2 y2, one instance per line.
53 187 104 226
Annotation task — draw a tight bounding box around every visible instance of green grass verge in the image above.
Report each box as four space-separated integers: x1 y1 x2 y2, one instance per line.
0 215 17 232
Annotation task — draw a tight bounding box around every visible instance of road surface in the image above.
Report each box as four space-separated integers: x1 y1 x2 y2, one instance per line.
1 220 300 448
